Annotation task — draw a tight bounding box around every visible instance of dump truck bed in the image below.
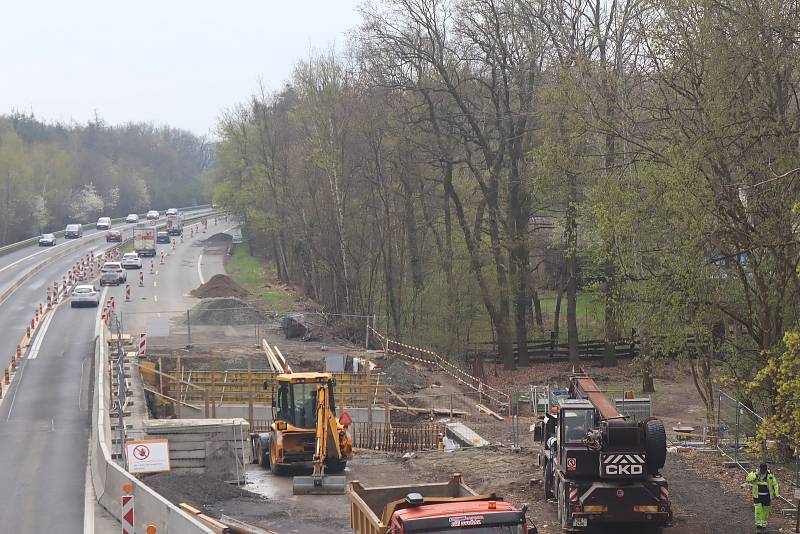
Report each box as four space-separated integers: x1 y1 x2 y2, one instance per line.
349 474 481 534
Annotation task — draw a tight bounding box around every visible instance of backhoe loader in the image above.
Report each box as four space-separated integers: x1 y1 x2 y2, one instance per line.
251 372 353 495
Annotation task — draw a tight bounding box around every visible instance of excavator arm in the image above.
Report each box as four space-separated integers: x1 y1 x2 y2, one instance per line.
293 382 348 495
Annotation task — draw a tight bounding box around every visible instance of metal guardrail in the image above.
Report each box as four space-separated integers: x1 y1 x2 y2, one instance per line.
0 204 211 257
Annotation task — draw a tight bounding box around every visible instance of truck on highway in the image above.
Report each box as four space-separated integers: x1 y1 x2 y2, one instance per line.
537 371 672 531
134 223 156 257
166 212 183 236
349 474 537 534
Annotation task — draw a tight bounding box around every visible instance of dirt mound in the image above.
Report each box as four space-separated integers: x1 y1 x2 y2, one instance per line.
143 472 258 507
186 297 265 325
191 274 249 299
206 232 233 242
380 357 429 394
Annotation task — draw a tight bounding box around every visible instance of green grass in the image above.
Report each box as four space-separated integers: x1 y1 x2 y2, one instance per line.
227 243 292 311
120 241 134 254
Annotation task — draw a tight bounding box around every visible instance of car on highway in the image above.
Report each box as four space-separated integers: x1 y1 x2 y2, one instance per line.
120 252 143 269
38 233 56 246
100 262 127 285
166 208 178 216
156 231 170 244
64 223 83 239
96 216 111 230
146 210 159 220
71 285 100 308
106 230 122 242
125 213 139 223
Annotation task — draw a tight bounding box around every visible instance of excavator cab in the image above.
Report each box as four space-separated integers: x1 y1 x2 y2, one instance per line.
274 377 337 429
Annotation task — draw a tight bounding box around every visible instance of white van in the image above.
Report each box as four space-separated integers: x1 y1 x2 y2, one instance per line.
96 217 111 230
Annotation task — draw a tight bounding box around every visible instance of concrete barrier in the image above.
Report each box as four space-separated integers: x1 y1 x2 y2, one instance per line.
91 321 215 533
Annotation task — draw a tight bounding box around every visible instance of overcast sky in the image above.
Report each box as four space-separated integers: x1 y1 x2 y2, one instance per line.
1 0 363 137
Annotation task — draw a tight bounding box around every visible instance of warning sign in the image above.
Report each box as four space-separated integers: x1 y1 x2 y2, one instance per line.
566 457 577 471
125 439 170 474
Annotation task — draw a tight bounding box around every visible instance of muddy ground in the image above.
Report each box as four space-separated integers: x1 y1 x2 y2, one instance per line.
147 446 786 534
139 260 798 533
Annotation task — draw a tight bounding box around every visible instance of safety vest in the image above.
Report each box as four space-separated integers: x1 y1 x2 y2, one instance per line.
746 471 779 505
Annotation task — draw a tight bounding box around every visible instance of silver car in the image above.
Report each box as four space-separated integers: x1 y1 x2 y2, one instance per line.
100 262 127 285
71 285 100 308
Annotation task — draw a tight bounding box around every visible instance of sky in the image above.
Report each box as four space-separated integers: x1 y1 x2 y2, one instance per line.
0 0 363 137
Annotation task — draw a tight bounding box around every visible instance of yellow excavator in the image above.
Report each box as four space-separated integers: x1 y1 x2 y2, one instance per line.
252 371 354 495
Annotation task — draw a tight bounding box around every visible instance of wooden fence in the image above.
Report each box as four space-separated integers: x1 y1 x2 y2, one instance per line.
468 333 639 363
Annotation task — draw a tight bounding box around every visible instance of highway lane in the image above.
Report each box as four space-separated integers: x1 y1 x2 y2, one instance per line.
0 213 227 531
0 209 214 301
107 217 235 337
0 289 100 531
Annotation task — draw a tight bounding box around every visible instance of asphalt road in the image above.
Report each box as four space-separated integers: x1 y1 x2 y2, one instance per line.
0 209 218 532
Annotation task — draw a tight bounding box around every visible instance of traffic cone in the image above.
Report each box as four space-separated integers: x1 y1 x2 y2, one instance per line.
150 261 155 274
38 303 43 315
160 252 165 265
125 285 131 302
26 326 31 339
139 272 144 287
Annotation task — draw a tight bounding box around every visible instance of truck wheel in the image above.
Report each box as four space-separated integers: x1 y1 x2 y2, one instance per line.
644 418 667 473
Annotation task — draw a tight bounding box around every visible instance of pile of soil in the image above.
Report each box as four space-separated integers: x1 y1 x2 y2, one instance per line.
185 297 266 325
206 232 233 242
191 274 249 299
143 472 261 511
380 357 429 394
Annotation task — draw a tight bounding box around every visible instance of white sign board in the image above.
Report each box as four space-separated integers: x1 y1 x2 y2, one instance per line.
126 439 171 474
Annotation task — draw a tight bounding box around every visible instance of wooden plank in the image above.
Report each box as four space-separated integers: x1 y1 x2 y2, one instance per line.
476 403 504 421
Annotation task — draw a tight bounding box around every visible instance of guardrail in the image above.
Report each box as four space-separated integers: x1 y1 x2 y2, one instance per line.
92 321 215 533
0 204 212 257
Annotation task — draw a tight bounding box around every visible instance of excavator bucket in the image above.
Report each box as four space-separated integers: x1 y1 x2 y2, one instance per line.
292 475 347 495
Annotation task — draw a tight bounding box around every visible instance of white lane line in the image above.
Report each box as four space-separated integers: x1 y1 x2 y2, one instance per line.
28 309 58 360
50 418 55 432
154 295 158 303
198 253 205 284
78 358 88 411
153 280 157 287
83 450 95 534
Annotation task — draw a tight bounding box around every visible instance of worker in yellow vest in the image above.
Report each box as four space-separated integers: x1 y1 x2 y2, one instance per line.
742 463 780 530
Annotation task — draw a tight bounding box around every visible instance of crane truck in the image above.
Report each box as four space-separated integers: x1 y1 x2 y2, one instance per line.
349 474 538 534
537 372 672 531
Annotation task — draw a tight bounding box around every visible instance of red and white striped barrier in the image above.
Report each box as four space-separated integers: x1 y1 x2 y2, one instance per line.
121 494 134 534
138 332 147 357
139 272 144 287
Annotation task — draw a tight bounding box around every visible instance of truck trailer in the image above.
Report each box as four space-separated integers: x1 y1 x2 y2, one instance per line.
166 212 183 236
133 223 156 257
349 474 537 534
537 372 672 531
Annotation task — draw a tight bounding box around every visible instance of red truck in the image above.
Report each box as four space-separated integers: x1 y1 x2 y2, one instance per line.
349 474 537 534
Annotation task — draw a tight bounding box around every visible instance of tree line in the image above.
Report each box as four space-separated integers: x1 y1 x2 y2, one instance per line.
212 0 800 439
0 113 212 244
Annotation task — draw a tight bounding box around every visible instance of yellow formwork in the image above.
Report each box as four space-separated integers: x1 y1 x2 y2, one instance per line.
163 370 386 407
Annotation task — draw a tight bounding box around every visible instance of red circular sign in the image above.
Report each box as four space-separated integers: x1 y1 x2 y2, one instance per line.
567 458 577 469
133 445 150 460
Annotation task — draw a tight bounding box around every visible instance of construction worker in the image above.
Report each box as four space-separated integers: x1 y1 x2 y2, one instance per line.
742 462 780 530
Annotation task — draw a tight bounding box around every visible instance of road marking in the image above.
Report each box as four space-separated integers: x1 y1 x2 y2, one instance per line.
153 280 157 287
83 450 95 534
28 309 57 360
50 418 55 432
198 254 205 284
79 357 90 411
154 295 158 303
